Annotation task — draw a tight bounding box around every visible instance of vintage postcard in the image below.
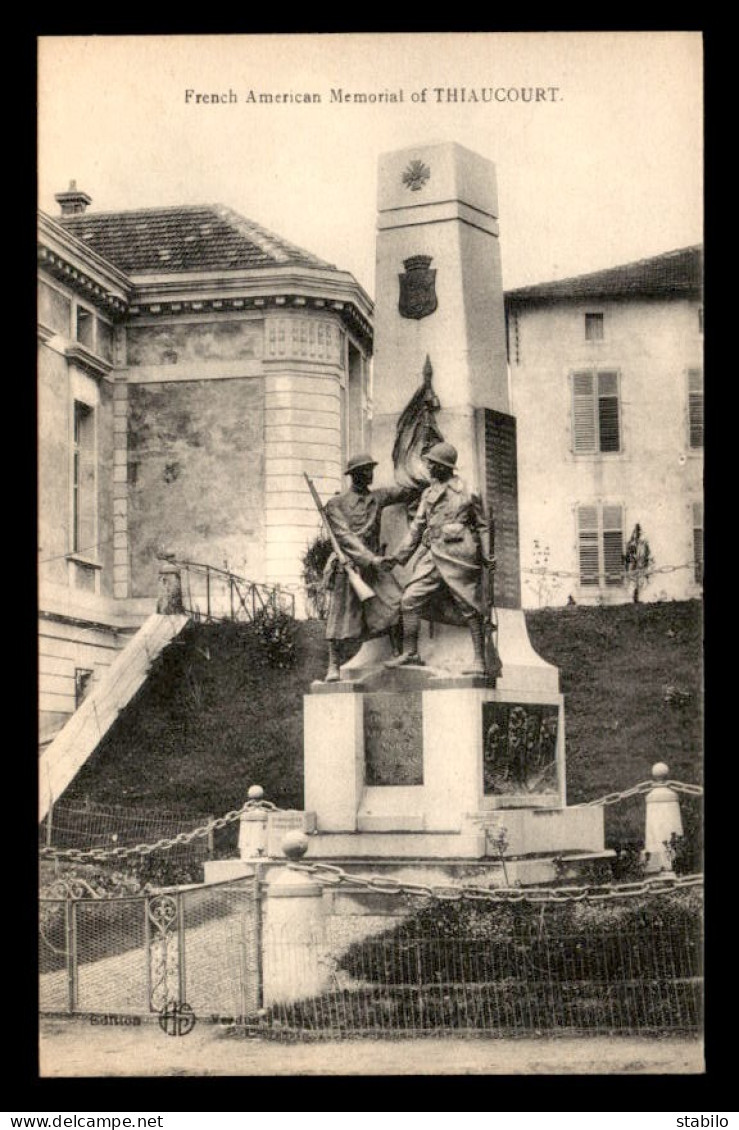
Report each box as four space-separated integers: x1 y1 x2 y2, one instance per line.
38 32 704 1079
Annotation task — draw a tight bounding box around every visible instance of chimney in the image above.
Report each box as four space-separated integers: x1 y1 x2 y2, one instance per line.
55 180 92 216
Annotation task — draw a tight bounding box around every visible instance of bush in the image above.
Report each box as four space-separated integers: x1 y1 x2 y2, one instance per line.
667 798 703 874
251 606 297 669
301 535 333 620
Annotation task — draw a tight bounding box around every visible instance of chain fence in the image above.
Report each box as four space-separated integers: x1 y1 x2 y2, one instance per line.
39 800 217 866
39 798 277 864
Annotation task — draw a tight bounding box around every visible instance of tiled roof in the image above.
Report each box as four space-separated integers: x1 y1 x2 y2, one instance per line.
505 246 703 303
58 204 335 275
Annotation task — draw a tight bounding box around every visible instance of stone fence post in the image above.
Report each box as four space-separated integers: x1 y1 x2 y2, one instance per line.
157 557 184 615
643 761 684 874
261 832 326 1008
238 785 268 858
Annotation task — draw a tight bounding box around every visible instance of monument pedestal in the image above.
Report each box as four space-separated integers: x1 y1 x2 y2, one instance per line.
302 627 604 861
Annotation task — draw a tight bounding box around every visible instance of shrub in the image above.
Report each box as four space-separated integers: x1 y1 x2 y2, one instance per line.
251 606 297 669
666 798 703 874
301 535 333 620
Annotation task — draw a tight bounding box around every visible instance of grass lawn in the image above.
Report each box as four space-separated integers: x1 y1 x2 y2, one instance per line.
60 600 702 851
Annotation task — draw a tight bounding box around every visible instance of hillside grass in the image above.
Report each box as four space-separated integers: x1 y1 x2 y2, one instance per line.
60 600 703 850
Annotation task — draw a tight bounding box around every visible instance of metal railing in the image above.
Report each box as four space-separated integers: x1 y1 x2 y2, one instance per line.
39 871 702 1036
173 559 295 623
39 876 261 1021
263 888 703 1038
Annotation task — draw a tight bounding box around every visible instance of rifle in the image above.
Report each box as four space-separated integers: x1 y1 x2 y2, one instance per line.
304 473 376 603
483 509 502 679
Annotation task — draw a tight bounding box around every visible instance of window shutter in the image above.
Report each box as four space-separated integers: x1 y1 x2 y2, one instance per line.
585 313 604 341
692 501 704 583
573 372 596 453
602 504 623 586
688 369 703 448
74 403 96 554
578 505 599 585
597 371 620 452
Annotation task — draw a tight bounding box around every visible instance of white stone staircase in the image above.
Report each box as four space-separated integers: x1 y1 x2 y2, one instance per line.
39 613 189 821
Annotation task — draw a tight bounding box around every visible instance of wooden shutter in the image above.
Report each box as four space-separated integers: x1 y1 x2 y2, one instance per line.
578 505 599 584
597 371 620 452
74 403 96 555
573 372 596 453
693 501 703 583
688 369 703 448
602 505 624 586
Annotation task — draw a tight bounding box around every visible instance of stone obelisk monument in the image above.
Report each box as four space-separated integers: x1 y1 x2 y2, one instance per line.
371 142 508 493
303 142 604 864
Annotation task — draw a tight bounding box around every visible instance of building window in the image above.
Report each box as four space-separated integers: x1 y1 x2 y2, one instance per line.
693 502 703 584
584 312 604 341
72 401 96 555
688 369 703 449
578 504 624 587
75 668 94 708
75 306 94 350
572 370 621 453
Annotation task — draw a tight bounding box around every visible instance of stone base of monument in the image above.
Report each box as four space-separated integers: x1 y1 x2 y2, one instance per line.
204 848 615 888
300 609 606 868
203 608 609 886
334 609 559 696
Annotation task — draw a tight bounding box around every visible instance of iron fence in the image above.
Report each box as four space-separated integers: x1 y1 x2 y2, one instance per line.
262 888 702 1038
39 876 260 1022
40 875 702 1038
174 559 295 623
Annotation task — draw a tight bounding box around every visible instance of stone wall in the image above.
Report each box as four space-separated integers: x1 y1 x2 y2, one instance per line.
38 341 72 588
127 377 265 596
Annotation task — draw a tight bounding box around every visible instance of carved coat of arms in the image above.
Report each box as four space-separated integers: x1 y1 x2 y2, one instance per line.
398 255 438 320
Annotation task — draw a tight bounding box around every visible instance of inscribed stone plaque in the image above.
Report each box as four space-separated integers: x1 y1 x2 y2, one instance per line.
478 407 521 608
266 810 315 857
482 702 559 796
364 692 423 786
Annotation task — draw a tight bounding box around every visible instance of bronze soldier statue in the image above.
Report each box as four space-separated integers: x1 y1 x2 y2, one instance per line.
321 454 417 682
385 441 497 676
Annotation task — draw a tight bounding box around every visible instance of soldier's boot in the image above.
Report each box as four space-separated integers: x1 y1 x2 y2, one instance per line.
388 623 403 658
487 636 503 680
384 614 424 667
324 640 341 682
463 616 487 676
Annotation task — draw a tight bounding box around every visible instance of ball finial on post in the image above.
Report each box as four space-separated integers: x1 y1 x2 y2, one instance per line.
248 784 265 801
644 761 683 874
281 830 309 860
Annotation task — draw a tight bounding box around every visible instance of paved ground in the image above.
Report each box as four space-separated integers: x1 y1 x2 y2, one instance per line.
39 1017 704 1076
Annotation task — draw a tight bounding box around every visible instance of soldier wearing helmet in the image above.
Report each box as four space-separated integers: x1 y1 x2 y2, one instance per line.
385 441 497 676
322 453 418 682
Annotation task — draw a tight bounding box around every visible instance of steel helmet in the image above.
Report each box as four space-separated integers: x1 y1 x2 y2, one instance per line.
345 453 378 474
425 441 458 469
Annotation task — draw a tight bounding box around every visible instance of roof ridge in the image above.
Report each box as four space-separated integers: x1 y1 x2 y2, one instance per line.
213 204 335 268
507 244 703 295
59 203 223 220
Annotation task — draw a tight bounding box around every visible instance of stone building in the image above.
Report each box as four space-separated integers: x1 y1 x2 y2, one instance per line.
38 186 373 743
504 246 703 608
